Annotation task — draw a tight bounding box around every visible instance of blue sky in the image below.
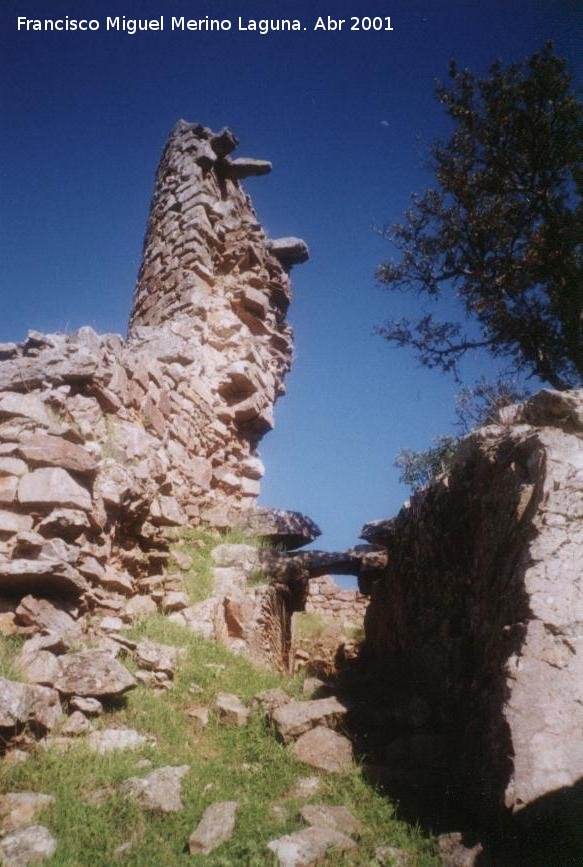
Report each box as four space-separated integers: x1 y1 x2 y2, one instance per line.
1 0 581 557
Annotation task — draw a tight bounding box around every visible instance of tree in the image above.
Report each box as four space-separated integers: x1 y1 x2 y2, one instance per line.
394 377 529 490
376 44 583 390
395 434 459 490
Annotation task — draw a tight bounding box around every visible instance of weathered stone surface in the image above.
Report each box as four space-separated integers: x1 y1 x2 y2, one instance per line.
211 566 245 597
211 543 259 570
186 704 209 730
17 436 98 475
267 825 356 866
15 596 80 636
69 696 103 717
0 793 55 834
224 157 272 178
436 833 485 866
271 697 348 743
18 650 61 687
0 560 88 596
0 510 33 535
251 687 290 716
172 549 193 571
125 595 157 619
36 509 90 540
362 389 583 821
134 641 182 677
88 727 151 754
300 804 362 837
0 824 57 866
121 765 189 813
0 678 61 733
212 692 250 726
188 801 238 855
292 726 354 773
268 237 310 267
150 495 187 527
161 590 189 612
175 598 220 639
210 127 239 157
61 710 92 736
0 393 51 426
18 468 92 512
360 518 394 547
54 651 136 698
234 508 320 550
0 457 27 477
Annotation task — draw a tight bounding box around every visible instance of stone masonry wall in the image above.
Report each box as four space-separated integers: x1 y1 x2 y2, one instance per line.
361 389 583 824
0 121 307 627
305 575 367 627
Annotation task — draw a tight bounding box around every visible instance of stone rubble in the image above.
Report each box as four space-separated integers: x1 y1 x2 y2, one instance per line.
188 800 239 855
271 697 348 743
0 825 57 867
292 725 355 774
212 692 250 727
267 825 356 867
87 728 153 754
120 765 190 813
0 793 55 835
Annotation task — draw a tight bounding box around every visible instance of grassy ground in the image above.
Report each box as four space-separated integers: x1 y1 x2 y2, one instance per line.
0 530 438 865
170 527 262 603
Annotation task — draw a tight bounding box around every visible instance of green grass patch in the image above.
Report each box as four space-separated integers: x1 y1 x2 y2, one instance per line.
0 633 24 680
169 528 263 604
0 614 437 865
294 611 327 641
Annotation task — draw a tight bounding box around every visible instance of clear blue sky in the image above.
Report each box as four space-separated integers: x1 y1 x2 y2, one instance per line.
1 0 581 556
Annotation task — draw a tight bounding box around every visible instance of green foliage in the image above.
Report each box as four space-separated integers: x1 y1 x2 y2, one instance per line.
377 43 583 390
170 527 262 604
454 376 528 433
395 435 460 491
0 634 24 680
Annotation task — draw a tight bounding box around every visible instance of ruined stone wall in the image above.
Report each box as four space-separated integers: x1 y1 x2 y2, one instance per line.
305 575 367 627
0 121 307 620
361 389 583 823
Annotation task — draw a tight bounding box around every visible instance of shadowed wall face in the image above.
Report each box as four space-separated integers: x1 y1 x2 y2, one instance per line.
362 389 583 822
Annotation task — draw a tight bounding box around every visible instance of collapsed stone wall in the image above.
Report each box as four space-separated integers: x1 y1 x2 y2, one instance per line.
360 388 583 824
0 121 308 648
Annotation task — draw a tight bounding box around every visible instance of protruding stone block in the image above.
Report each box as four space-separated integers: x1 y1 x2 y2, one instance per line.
268 237 310 267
